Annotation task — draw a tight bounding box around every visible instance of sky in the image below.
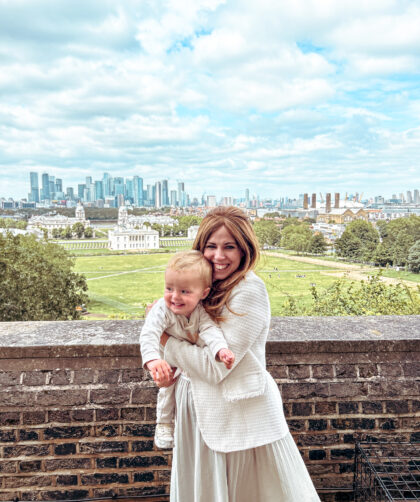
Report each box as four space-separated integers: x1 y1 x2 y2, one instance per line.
1 0 420 201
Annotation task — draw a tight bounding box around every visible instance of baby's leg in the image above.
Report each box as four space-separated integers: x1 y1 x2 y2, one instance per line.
155 386 176 449
156 385 176 424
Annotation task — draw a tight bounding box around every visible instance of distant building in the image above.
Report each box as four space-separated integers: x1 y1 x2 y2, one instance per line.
187 225 200 240
108 206 159 250
27 203 90 238
316 207 368 224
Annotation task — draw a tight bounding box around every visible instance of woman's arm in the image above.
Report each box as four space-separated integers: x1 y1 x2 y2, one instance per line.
163 275 270 385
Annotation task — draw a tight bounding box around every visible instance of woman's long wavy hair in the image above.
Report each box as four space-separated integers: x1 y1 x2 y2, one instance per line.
193 206 260 322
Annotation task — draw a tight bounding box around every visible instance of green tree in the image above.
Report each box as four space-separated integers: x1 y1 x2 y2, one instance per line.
372 242 393 266
335 220 379 261
392 230 415 267
51 228 61 239
72 222 85 239
84 227 93 239
407 240 420 273
253 220 281 247
63 226 72 239
281 224 312 253
308 232 327 254
0 233 88 321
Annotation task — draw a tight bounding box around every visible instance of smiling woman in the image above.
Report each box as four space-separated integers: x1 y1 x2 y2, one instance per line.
160 207 321 502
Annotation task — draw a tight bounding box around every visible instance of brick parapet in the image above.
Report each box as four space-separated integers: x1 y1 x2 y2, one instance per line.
0 316 419 501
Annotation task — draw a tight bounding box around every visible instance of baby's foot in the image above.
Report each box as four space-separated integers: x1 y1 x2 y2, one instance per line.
154 423 174 449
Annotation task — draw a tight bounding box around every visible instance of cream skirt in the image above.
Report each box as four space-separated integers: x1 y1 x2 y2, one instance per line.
170 375 321 502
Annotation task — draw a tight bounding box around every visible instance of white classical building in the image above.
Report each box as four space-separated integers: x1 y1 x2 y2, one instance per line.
119 207 176 228
108 206 159 251
27 204 91 238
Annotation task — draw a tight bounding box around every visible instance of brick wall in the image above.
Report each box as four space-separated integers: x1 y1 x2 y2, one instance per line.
0 316 419 501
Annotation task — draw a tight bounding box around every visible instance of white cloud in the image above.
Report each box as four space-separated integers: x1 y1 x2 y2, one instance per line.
0 0 419 199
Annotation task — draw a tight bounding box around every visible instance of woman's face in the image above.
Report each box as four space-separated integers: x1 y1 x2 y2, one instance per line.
203 225 243 281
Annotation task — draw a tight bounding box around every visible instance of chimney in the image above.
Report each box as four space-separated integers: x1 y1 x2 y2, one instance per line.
326 193 331 213
311 193 316 208
334 192 340 209
303 193 309 210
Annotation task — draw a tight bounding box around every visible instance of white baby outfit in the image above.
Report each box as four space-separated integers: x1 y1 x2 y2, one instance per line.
140 297 228 424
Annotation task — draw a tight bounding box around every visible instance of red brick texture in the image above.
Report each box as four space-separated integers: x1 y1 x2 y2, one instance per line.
0 318 419 501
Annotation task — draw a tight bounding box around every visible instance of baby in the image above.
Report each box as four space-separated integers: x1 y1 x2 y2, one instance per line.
140 250 235 449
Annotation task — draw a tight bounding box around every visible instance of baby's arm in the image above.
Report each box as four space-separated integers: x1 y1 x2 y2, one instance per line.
140 299 173 376
197 305 235 370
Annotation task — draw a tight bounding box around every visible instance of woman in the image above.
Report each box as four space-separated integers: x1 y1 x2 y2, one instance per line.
158 207 320 501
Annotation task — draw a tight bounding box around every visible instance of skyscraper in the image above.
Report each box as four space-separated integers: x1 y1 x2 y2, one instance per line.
55 178 63 192
41 173 50 200
155 181 162 208
133 176 144 206
102 172 111 197
125 179 134 203
178 181 185 207
407 190 413 203
29 172 39 203
114 177 124 197
162 179 169 206
170 190 177 206
414 189 419 203
78 184 86 201
94 180 104 201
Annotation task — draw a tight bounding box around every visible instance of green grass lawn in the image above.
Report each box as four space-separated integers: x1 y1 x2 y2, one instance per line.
372 268 420 283
75 253 354 318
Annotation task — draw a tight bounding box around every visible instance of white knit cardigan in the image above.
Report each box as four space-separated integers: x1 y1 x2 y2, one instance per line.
164 271 289 453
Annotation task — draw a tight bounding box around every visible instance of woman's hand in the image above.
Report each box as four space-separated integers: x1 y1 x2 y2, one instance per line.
145 299 159 317
160 331 170 347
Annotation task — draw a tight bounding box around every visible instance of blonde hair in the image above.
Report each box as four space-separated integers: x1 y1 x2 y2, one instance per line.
166 250 212 289
193 206 260 321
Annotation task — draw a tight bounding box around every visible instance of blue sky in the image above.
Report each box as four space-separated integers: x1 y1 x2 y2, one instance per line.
1 0 419 200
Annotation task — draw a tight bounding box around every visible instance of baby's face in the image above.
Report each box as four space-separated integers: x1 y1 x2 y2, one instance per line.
164 268 209 318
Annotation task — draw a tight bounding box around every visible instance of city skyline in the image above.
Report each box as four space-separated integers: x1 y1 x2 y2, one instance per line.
19 170 420 209
1 1 420 199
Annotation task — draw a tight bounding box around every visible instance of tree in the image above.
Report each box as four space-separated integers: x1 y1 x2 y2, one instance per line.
253 220 281 247
0 232 88 321
335 232 361 260
84 227 93 239
281 224 312 253
51 228 61 239
63 226 72 239
72 222 85 239
372 242 393 267
308 233 327 254
407 240 420 273
392 230 415 267
335 220 379 261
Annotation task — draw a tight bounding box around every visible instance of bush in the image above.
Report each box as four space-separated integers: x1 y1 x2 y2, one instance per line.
0 233 88 321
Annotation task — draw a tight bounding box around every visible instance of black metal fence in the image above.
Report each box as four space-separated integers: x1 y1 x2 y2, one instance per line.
354 441 420 501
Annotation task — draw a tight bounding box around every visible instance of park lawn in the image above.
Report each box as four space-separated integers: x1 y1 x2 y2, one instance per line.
75 253 350 318
366 268 420 283
256 256 342 313
74 253 170 317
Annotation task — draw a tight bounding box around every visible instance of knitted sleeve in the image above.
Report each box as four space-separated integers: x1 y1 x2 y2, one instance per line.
139 298 169 368
164 274 270 385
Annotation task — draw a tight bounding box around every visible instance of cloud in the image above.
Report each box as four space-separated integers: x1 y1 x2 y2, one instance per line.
0 0 419 200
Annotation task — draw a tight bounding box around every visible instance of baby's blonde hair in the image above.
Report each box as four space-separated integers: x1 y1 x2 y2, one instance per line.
166 250 212 289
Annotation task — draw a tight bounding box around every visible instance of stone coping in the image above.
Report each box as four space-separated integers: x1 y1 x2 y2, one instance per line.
0 316 418 359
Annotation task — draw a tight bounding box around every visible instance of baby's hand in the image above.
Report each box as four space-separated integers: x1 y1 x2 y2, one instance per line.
218 348 235 370
146 359 172 383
